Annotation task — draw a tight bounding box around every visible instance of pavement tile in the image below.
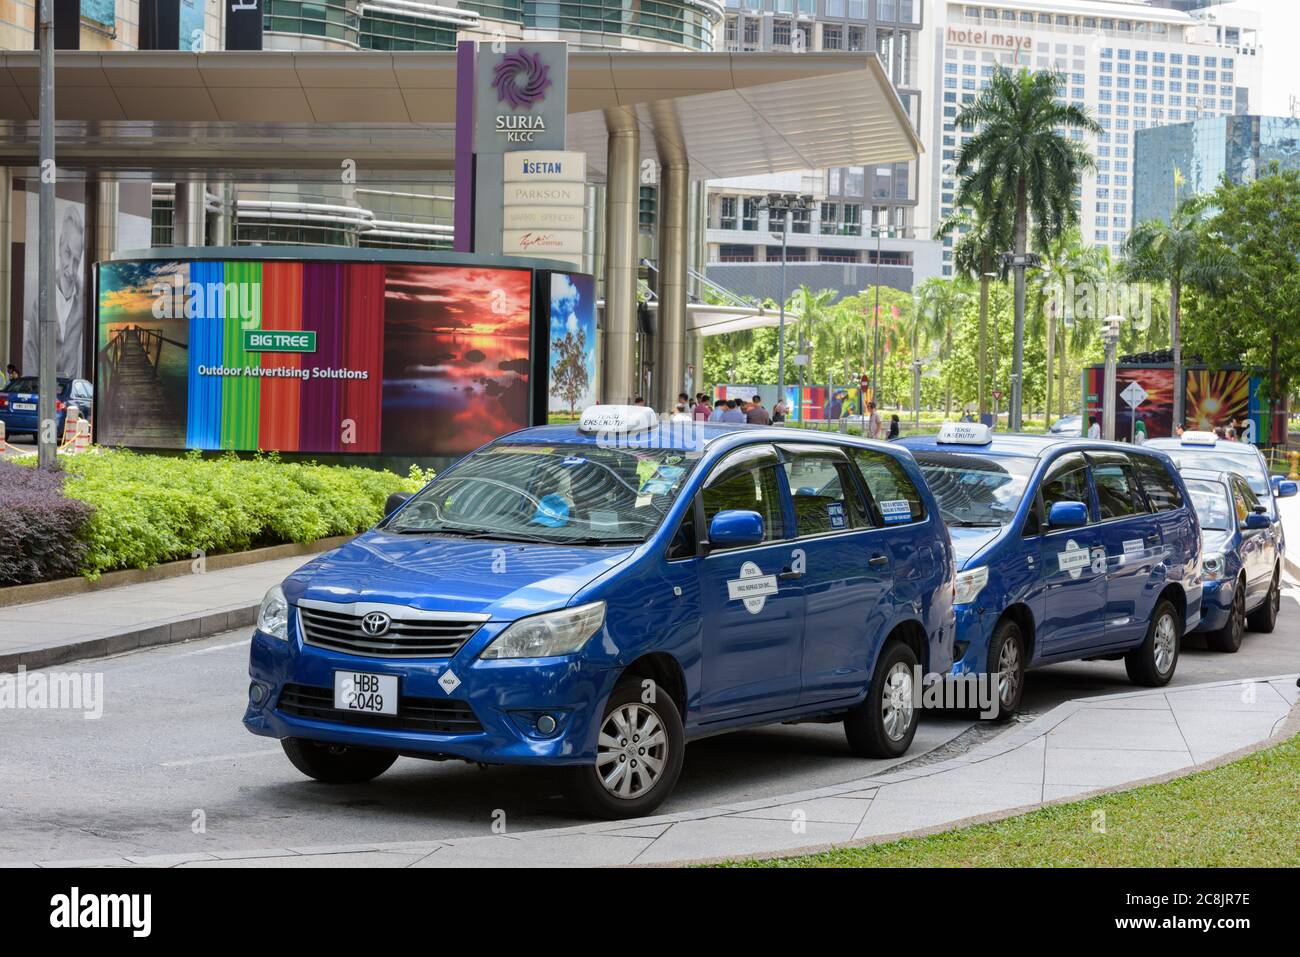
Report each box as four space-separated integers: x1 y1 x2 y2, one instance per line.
1167 682 1291 712
852 796 1031 839
208 847 301 861
189 851 431 868
122 852 220 866
414 833 650 867
732 795 875 825
1045 707 1189 752
634 817 858 865
1268 679 1300 705
869 775 1044 809
1043 745 1192 788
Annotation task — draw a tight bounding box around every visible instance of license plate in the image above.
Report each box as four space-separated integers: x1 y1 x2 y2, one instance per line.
333 670 398 715
12 402 35 411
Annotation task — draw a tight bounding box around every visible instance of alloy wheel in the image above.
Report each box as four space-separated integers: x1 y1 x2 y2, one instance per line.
997 637 1021 707
1153 612 1177 675
881 661 915 741
595 703 668 799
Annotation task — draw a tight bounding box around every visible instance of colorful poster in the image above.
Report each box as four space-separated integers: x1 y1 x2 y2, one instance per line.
1084 366 1176 440
96 260 534 456
547 272 597 418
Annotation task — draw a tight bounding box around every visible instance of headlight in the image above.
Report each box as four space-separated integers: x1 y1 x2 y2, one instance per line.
1202 553 1224 581
954 566 990 605
481 601 606 660
257 585 290 640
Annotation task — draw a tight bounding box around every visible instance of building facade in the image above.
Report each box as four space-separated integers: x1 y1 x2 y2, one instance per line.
1133 113 1300 225
922 0 1262 276
705 0 941 298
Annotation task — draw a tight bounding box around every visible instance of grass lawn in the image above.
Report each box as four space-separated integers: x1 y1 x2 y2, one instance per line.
725 731 1300 868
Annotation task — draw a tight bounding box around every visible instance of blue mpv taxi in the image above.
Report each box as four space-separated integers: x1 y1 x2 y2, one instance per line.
245 406 955 818
899 423 1202 716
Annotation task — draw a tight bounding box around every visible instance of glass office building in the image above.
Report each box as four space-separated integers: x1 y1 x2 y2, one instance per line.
1134 115 1300 226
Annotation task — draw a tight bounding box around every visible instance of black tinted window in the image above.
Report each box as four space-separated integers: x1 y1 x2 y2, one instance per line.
702 446 785 548
851 449 925 524
1132 455 1184 511
1041 453 1092 527
1091 453 1146 519
782 448 871 534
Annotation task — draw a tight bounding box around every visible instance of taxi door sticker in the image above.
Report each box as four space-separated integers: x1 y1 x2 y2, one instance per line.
880 499 912 524
1058 539 1092 579
1120 538 1145 566
827 502 847 530
727 560 779 614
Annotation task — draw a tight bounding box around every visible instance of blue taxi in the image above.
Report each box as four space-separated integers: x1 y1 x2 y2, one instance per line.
244 406 955 818
1179 467 1285 651
900 423 1202 716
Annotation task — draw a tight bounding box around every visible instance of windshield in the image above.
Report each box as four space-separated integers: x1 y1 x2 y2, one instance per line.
912 451 1037 527
1184 478 1232 532
1162 449 1269 497
385 442 701 545
3 377 68 395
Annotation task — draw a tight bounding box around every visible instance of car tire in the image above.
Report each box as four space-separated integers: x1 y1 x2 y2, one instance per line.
1124 598 1181 686
844 640 919 758
281 738 398 784
987 618 1026 719
1206 576 1246 653
566 678 685 820
1246 566 1280 634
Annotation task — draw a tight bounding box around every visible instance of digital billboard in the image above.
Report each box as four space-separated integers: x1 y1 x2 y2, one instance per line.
95 259 535 457
1084 366 1175 441
546 272 597 419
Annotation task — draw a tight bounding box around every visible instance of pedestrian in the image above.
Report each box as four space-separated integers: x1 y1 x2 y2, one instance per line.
633 396 646 406
866 401 882 440
745 394 771 426
887 414 900 440
709 399 727 422
670 401 693 424
3 363 16 389
720 400 747 424
772 399 787 424
1087 415 1101 439
693 393 711 420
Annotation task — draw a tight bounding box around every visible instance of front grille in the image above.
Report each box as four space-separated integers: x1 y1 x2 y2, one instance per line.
276 683 484 735
298 603 485 658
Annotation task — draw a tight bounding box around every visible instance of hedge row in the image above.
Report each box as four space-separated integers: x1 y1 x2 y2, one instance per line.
0 451 429 584
0 461 92 586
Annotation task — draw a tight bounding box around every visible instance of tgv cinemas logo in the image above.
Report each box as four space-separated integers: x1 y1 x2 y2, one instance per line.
946 25 1032 53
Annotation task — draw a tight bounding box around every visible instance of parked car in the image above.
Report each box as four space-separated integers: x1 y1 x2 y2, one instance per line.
244 406 956 818
1146 430 1295 563
1179 467 1285 651
1049 414 1082 436
0 376 93 440
899 423 1202 716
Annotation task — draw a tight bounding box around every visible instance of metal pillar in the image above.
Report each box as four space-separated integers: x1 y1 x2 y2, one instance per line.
601 108 639 406
91 178 119 264
211 184 235 246
0 167 11 374
654 158 689 412
173 181 206 247
36 0 55 467
1102 317 1120 441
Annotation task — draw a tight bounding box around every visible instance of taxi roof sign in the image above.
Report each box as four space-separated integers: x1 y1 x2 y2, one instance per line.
1180 430 1219 446
936 421 993 445
578 405 660 434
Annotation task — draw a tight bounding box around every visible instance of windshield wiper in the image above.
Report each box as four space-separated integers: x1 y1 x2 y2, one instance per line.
946 519 1003 528
391 527 554 544
557 536 646 546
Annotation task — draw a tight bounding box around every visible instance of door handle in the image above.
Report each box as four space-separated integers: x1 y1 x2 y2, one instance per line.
868 554 890 568
778 567 802 581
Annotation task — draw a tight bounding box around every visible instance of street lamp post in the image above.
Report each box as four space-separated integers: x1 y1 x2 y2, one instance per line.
36 0 56 468
1102 315 1123 441
757 192 812 407
1003 252 1040 432
870 221 889 411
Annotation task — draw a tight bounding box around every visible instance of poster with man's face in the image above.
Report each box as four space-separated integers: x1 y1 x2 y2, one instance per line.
22 189 87 379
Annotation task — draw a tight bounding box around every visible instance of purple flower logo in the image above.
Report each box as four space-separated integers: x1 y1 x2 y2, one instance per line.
492 49 552 110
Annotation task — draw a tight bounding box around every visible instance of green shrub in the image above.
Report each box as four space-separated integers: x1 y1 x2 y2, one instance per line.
59 451 427 578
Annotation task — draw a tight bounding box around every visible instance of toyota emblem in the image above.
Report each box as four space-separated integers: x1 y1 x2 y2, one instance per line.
360 612 391 637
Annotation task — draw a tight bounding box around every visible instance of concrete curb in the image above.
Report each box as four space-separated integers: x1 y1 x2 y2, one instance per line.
0 603 259 672
0 535 352 609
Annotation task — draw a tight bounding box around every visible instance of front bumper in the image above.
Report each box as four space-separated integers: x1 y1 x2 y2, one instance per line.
242 615 620 766
1191 578 1232 634
948 603 995 675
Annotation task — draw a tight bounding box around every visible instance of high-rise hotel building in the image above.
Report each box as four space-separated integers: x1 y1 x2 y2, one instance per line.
920 0 1262 276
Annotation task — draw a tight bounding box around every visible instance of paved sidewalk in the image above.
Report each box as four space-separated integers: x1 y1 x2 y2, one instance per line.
27 674 1297 869
0 555 316 670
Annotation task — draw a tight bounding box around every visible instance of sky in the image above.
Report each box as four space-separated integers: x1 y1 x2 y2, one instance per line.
1221 0 1300 117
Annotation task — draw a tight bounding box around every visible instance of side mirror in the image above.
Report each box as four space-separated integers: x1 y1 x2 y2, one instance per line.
1047 500 1089 528
1244 512 1270 530
384 492 413 518
1276 480 1298 498
708 509 765 549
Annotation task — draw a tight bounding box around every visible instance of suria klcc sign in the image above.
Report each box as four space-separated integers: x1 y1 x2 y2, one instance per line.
492 49 554 142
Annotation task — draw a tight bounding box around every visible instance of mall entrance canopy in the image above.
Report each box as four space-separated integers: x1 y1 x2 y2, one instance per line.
0 48 920 404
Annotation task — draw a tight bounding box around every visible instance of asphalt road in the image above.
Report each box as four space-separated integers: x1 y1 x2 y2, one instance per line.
2 589 1298 865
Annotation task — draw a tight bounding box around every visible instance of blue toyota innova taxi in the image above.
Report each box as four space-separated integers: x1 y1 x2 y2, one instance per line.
244 406 955 818
899 423 1201 716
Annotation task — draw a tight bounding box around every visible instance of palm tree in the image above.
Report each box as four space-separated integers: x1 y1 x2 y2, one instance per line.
1124 195 1233 430
916 277 968 419
1035 227 1094 426
953 67 1101 430
940 202 1011 418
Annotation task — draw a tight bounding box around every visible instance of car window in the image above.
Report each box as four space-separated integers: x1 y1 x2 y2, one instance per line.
1131 454 1184 511
1184 479 1233 532
666 499 698 561
1230 479 1250 524
1090 452 1147 520
701 446 785 549
850 449 925 525
1161 448 1269 497
1040 453 1092 527
911 451 1035 529
781 447 871 535
1237 478 1262 515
